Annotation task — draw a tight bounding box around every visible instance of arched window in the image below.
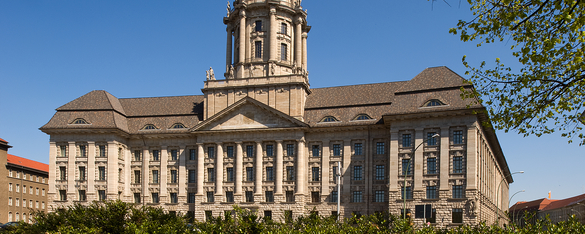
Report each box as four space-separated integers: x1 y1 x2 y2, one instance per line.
71 118 89 124
170 123 186 129
423 99 446 107
141 124 158 130
320 116 339 123
353 114 372 120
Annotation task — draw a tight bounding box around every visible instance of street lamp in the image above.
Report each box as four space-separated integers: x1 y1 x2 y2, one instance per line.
496 171 524 221
509 190 525 224
403 133 439 219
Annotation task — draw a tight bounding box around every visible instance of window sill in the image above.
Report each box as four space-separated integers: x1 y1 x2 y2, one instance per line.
221 202 235 204
281 202 295 204
447 198 467 201
421 199 440 202
260 202 275 204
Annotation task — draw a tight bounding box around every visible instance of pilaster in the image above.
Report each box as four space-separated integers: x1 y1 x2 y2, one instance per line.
440 127 450 191
275 140 283 195
160 146 168 202
196 144 204 195
216 143 224 196
235 142 243 195
296 140 306 195
255 141 263 195
414 129 424 191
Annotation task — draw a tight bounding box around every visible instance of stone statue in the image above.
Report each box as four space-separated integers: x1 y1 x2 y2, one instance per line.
209 67 215 80
270 62 276 75
228 65 235 79
226 1 231 16
292 63 297 74
466 199 477 216
206 70 210 80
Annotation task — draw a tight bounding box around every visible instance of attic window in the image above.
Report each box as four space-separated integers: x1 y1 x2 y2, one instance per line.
71 118 90 125
423 99 446 107
170 123 186 129
354 114 372 121
320 116 339 123
141 124 158 130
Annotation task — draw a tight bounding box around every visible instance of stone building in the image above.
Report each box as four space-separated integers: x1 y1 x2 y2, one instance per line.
40 0 513 227
0 138 49 223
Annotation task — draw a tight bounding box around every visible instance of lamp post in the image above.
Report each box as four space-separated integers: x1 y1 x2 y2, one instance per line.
403 133 439 219
509 190 525 224
496 171 524 222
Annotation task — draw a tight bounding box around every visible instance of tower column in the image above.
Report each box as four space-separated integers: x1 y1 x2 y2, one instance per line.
275 140 283 195
226 24 233 74
238 10 247 77
302 32 308 71
269 6 277 62
294 16 302 67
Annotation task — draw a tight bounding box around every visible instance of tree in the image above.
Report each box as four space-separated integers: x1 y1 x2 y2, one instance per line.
450 0 585 145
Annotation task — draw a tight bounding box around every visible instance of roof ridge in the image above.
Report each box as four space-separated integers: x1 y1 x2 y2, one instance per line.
310 80 408 91
119 94 203 100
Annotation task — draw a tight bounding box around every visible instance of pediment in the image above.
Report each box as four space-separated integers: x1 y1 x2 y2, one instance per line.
192 97 308 131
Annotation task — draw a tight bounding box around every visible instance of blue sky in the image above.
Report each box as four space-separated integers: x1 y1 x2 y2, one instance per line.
1 1 583 207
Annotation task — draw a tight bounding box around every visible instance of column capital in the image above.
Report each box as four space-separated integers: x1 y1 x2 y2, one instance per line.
235 141 243 145
302 32 308 38
269 6 277 14
275 140 283 143
294 16 303 24
240 10 246 17
196 143 204 146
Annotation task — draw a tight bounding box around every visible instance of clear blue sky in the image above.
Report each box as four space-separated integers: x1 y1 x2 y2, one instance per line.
1 1 583 207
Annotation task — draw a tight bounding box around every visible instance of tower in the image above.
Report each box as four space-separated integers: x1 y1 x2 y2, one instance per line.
202 0 311 120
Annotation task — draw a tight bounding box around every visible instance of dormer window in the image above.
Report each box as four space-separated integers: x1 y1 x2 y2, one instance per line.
170 123 186 129
71 118 90 125
141 124 158 130
423 99 446 107
320 116 339 123
353 114 372 120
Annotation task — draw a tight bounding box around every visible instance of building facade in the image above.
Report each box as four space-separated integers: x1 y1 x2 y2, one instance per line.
40 0 513 227
0 138 49 224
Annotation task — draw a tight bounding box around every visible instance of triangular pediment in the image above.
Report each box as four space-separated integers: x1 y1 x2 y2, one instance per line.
192 97 308 131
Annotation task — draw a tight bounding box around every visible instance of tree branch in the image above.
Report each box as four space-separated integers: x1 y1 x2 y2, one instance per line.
511 0 550 30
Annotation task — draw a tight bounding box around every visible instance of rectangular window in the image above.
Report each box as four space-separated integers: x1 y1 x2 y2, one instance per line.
284 210 293 222
152 193 159 203
226 167 234 182
376 142 385 154
401 186 412 199
265 191 274 202
170 193 178 203
266 145 274 157
331 191 338 202
59 166 66 180
374 190 385 203
375 165 385 180
59 190 67 201
427 186 437 199
134 150 141 161
79 145 87 157
208 168 215 182
171 149 178 161
79 190 86 201
266 167 274 181
207 147 215 158
352 191 363 203
226 191 234 203
427 209 437 223
312 145 320 157
255 41 262 58
134 170 141 184
402 134 412 147
188 169 196 183
205 211 213 221
152 170 159 184
353 165 362 180
427 132 437 146
79 166 86 181
280 22 287 34
152 150 160 161
286 144 294 156
332 166 338 183
311 167 320 181
264 211 272 220
281 43 287 61
98 190 106 201
171 170 178 183
452 208 463 223
332 144 341 156
245 191 254 202
255 20 262 32
285 191 294 202
207 191 214 203
246 167 254 181
427 157 437 174
246 145 254 157
189 149 196 160
16 184 19 193
98 166 106 181
99 145 106 157
453 185 463 198
354 143 362 155
8 183 12 191
188 193 195 203
311 191 320 203
402 159 412 175
227 146 234 158
134 193 141 204
286 166 294 181
453 130 464 144
453 156 463 173
60 145 67 157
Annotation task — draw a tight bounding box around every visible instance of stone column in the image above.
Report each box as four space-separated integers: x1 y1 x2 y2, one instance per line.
321 141 330 195
255 141 263 195
178 146 187 199
196 144 204 195
48 142 56 196
296 140 306 195
87 142 96 196
302 32 308 71
342 140 352 201
439 127 450 191
142 148 150 202
275 140 283 195
160 146 168 203
294 16 302 67
216 143 224 196
414 129 424 191
226 24 233 73
235 142 243 195
238 10 247 77
269 6 277 62
388 131 399 192
124 147 131 198
466 124 477 190
67 142 76 197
